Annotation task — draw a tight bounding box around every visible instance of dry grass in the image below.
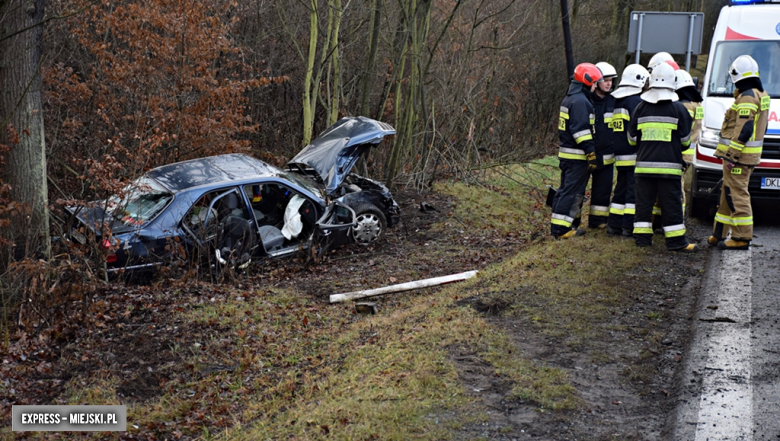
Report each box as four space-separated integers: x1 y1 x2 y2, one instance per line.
433 157 558 236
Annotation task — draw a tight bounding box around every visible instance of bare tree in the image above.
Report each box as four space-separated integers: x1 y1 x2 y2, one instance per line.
0 0 50 261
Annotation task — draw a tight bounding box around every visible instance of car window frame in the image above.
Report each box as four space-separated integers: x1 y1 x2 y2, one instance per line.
181 187 250 247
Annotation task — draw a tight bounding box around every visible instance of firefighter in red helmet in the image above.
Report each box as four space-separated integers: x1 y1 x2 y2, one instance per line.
550 63 602 239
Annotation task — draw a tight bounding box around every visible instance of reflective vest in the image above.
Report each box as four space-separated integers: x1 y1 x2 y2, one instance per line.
715 87 769 166
627 100 693 179
558 82 596 161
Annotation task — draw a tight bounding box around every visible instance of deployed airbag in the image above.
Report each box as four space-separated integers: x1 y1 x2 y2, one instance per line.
282 195 306 240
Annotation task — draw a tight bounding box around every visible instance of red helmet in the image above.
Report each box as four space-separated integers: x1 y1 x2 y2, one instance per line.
665 60 680 70
573 63 603 86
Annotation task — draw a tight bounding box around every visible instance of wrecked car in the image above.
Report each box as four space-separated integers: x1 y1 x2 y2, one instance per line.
66 116 400 275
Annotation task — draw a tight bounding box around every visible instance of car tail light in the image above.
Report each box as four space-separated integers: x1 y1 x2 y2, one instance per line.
102 238 118 263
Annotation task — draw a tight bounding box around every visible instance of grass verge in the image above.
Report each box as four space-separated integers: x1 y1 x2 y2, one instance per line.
3 156 686 440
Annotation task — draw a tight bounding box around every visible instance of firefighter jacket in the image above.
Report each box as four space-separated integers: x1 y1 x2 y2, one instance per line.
592 92 616 165
715 87 769 166
611 93 643 168
627 100 693 179
681 101 703 159
558 82 596 161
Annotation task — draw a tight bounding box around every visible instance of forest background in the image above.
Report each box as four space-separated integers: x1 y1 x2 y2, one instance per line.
0 0 725 317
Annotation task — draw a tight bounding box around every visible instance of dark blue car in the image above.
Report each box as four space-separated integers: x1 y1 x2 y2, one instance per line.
67 117 400 275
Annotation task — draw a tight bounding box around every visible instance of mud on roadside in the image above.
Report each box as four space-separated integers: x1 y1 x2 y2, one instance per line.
282 187 710 440
447 221 710 441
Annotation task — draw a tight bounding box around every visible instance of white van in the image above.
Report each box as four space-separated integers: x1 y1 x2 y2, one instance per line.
691 0 780 217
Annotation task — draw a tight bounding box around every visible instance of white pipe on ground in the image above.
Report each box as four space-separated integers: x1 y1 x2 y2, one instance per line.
329 270 479 303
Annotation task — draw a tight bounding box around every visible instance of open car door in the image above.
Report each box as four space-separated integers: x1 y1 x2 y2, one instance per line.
313 201 356 254
181 188 257 268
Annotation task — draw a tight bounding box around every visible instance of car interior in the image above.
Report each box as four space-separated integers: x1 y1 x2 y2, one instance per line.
183 185 321 262
213 192 255 265
243 184 318 254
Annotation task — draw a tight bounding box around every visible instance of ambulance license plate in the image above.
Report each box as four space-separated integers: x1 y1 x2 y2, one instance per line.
760 177 780 189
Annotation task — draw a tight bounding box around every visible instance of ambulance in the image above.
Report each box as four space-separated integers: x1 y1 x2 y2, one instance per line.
691 0 780 216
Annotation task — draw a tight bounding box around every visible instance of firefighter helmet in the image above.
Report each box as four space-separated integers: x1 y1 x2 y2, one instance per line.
641 62 678 103
595 62 617 79
647 52 674 72
729 55 759 83
649 62 676 90
675 69 695 90
619 64 649 88
612 64 649 99
573 63 603 87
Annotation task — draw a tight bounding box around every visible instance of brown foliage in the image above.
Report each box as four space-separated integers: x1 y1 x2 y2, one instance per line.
43 0 268 200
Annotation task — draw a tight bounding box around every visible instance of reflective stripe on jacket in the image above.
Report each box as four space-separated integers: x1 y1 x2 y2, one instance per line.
627 100 693 179
558 82 596 161
715 88 769 166
681 101 702 159
592 92 616 164
611 94 642 168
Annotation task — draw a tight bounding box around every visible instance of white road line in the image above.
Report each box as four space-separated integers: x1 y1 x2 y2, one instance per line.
695 249 753 441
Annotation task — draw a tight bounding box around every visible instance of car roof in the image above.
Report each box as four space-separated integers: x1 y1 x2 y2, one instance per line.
146 154 283 192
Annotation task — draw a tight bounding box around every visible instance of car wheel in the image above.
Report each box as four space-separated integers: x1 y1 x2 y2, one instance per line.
350 203 386 245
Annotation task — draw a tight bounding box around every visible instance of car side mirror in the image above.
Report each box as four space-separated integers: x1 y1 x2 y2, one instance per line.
692 76 699 88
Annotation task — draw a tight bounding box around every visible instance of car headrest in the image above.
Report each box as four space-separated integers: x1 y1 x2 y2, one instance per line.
224 193 239 210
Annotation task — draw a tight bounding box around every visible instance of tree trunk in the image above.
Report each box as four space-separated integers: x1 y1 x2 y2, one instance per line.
0 0 50 260
328 0 342 125
359 0 381 118
302 0 319 146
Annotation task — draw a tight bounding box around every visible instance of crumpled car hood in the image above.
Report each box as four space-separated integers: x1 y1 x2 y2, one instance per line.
287 117 395 196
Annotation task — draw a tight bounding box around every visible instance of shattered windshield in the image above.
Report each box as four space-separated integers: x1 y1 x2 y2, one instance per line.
107 176 172 226
708 41 780 98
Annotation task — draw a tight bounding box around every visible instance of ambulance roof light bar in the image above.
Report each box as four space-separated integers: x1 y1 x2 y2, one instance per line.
732 0 780 4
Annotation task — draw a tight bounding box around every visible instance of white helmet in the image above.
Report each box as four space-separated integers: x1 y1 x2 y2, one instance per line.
648 52 674 72
675 69 695 90
619 64 649 88
729 55 759 83
612 64 649 99
649 62 676 90
641 62 678 103
595 62 617 79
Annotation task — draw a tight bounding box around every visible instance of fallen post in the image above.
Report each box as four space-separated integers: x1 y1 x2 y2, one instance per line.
329 270 479 303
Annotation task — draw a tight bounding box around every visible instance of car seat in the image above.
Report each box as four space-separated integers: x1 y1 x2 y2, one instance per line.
217 192 240 220
258 225 285 252
217 215 256 266
255 185 283 226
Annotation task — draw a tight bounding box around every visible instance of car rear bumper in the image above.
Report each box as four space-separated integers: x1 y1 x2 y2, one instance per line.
693 166 780 200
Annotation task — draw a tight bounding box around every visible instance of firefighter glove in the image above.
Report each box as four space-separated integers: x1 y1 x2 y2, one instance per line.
587 152 598 171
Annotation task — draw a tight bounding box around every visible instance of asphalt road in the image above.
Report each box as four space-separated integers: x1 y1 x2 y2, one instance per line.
673 211 780 440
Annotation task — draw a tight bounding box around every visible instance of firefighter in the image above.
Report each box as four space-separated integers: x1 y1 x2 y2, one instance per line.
550 63 602 239
646 58 681 230
583 61 618 229
675 69 704 218
709 55 769 250
606 64 650 237
627 62 698 252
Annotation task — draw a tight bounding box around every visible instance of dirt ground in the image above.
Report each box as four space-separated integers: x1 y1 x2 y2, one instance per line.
320 190 710 441
1 188 709 440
